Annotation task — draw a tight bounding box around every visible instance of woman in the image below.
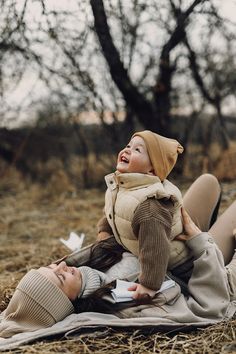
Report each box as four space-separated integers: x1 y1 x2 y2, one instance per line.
0 248 140 338
0 174 235 338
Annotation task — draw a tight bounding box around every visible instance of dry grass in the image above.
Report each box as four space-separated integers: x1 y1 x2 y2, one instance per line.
4 320 236 353
184 142 236 182
0 165 236 353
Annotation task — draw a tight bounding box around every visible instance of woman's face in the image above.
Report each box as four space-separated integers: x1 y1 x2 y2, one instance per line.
38 261 82 301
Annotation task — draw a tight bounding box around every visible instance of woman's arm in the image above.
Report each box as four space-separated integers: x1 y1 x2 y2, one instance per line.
186 232 230 317
180 209 230 317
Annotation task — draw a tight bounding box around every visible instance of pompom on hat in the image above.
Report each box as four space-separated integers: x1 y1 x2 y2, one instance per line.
132 130 184 181
0 270 74 338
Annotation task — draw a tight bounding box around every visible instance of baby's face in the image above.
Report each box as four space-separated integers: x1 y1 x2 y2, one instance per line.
38 261 82 300
116 136 154 174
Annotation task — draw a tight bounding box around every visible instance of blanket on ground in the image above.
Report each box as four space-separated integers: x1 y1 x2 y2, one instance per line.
0 311 234 351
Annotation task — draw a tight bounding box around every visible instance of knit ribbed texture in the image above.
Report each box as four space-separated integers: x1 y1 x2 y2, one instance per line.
0 270 74 338
17 270 74 322
132 198 173 290
132 131 183 181
79 266 106 298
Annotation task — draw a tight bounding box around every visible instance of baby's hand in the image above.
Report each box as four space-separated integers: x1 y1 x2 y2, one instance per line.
97 231 111 241
128 283 156 301
176 207 201 241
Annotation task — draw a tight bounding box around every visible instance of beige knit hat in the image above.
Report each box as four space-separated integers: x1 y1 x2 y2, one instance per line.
132 130 184 181
79 266 106 298
0 270 74 338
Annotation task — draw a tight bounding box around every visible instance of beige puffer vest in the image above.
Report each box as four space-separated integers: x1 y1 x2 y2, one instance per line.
104 172 192 270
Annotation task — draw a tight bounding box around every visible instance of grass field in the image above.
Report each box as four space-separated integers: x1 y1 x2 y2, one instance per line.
0 167 235 353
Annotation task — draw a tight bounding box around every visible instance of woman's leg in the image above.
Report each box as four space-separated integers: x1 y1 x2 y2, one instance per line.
209 202 236 264
183 174 221 231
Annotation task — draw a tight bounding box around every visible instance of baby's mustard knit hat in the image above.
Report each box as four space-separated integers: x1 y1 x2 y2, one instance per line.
0 270 74 338
132 130 184 181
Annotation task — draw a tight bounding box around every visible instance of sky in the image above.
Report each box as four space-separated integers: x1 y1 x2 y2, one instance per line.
220 0 236 17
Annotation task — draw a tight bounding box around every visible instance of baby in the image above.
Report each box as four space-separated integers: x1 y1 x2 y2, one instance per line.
97 130 190 299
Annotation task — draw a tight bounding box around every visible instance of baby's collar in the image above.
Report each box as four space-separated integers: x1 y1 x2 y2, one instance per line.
105 172 161 190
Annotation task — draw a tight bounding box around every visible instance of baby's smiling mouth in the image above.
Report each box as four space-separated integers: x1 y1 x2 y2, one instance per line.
121 155 129 163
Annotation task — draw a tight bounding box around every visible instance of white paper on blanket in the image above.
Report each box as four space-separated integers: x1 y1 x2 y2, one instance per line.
60 232 85 251
111 279 175 303
111 279 136 302
156 279 175 294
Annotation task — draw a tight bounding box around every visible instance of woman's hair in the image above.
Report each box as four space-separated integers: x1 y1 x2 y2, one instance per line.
73 281 117 313
73 281 153 314
81 237 125 272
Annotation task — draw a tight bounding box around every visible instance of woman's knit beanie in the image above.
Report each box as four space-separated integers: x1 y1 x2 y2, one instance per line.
132 130 184 181
0 270 74 338
78 266 106 298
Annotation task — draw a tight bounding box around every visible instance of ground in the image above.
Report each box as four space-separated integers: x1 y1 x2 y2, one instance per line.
0 168 236 353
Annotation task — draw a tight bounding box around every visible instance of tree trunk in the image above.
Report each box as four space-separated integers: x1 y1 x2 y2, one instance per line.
153 56 173 136
90 0 159 132
90 0 206 136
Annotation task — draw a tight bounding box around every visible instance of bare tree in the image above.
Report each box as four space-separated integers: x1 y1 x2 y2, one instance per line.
90 0 213 136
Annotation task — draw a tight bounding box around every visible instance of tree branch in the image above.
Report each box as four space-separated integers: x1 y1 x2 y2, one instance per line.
90 0 156 130
162 0 207 59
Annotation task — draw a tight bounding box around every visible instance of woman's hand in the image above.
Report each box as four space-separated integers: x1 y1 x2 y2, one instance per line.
176 207 202 241
128 283 156 301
